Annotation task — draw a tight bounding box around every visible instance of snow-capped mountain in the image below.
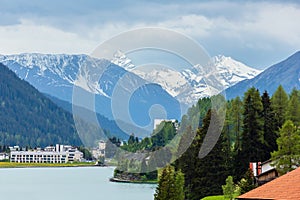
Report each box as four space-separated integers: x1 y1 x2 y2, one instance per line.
112 50 135 71
111 51 262 104
211 55 262 88
0 53 181 134
0 52 261 127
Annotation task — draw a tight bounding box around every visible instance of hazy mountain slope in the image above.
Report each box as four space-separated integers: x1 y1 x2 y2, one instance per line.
225 51 300 99
0 63 82 147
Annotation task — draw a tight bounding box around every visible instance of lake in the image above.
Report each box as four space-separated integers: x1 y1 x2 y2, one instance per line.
0 167 156 200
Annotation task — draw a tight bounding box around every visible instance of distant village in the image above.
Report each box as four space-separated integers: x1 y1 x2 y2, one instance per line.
0 119 179 165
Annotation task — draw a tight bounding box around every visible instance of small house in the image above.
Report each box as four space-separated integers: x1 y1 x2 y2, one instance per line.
238 167 300 200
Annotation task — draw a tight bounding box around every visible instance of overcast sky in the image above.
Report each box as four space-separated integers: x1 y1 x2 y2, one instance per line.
0 0 300 69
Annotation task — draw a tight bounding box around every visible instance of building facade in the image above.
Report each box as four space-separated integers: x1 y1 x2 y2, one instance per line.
10 144 83 163
249 161 279 185
92 140 106 159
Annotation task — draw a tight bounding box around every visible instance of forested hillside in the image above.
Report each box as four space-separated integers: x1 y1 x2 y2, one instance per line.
174 85 300 199
0 63 82 147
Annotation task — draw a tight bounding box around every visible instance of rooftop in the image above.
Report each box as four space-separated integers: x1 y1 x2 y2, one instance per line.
238 167 300 200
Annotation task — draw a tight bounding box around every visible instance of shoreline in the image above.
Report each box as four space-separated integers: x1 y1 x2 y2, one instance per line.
109 177 157 184
0 162 109 169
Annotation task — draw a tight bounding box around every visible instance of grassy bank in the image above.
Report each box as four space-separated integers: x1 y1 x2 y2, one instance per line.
0 161 97 168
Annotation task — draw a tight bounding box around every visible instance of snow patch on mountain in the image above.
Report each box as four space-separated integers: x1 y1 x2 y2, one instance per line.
210 55 262 88
0 53 111 97
112 51 262 104
111 50 135 71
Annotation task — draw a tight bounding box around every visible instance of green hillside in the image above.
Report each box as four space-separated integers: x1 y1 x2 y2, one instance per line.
0 63 81 147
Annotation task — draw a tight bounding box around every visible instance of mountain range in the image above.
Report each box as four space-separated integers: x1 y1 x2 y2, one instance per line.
0 53 261 107
1 51 300 144
0 52 262 137
112 51 262 104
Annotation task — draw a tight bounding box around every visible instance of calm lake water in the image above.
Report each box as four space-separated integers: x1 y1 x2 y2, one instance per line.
0 167 156 200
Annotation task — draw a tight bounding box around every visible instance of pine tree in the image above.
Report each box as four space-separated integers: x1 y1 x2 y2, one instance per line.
174 169 185 200
286 88 300 125
271 120 300 175
242 88 264 159
238 87 264 179
154 165 184 200
154 166 170 200
176 109 231 199
222 176 238 200
128 134 136 145
232 97 243 150
175 127 199 198
271 85 288 129
261 91 277 161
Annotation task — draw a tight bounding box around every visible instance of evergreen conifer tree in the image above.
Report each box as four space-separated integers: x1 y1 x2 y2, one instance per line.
261 91 277 161
271 120 300 175
176 109 231 199
271 85 288 129
286 88 300 125
239 87 264 179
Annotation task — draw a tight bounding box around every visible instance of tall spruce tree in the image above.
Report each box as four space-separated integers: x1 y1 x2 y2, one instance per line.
222 176 239 200
271 120 300 175
174 169 185 200
238 87 264 179
232 96 243 150
175 126 199 199
271 85 288 129
176 109 231 199
154 165 184 200
261 91 277 161
154 166 171 200
286 88 300 125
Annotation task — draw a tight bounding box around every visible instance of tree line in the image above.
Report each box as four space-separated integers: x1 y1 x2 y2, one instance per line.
156 85 300 199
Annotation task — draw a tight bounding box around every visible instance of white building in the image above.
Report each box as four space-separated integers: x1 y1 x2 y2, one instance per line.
9 146 20 152
10 144 83 163
92 140 106 159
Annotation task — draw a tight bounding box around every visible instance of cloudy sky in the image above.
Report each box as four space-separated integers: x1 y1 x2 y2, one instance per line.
1 0 300 69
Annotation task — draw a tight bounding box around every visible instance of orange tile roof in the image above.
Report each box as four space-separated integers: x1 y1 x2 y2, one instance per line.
238 167 300 200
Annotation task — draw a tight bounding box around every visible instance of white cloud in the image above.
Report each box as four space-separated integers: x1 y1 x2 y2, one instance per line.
156 3 300 49
242 3 300 46
0 19 97 55
0 1 300 68
157 15 214 37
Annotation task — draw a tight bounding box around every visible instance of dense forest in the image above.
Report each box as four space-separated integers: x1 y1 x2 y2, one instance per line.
0 63 82 147
173 85 300 199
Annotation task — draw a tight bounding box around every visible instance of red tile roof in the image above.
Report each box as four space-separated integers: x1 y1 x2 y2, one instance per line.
238 167 300 200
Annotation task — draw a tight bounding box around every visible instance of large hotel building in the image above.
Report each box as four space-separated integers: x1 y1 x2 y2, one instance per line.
10 144 83 163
